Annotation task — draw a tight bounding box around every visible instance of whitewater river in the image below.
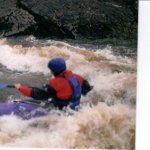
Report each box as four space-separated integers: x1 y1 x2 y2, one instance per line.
0 37 136 149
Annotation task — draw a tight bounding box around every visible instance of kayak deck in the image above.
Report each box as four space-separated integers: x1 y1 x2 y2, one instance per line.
0 99 51 120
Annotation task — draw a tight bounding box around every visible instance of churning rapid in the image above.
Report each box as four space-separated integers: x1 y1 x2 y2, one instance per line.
0 37 136 149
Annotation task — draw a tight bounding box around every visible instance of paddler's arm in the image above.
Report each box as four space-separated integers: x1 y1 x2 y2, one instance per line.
74 74 93 96
81 80 93 96
14 83 56 100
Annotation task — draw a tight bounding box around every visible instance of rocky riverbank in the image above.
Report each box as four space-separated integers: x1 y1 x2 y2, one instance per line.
0 0 138 40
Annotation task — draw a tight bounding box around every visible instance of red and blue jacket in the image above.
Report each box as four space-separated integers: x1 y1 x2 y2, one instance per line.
17 70 92 109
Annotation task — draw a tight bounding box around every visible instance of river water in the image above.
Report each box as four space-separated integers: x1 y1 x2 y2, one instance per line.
0 37 136 149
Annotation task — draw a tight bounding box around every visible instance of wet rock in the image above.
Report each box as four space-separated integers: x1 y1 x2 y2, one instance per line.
0 0 37 37
0 0 137 39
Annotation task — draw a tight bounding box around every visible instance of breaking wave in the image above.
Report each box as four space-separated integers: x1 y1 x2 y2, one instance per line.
0 37 136 149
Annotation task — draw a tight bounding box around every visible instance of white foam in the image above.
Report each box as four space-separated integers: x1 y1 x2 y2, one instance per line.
0 103 135 149
0 39 136 149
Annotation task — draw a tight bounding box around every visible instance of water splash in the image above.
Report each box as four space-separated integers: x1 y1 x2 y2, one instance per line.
0 38 136 149
0 103 135 149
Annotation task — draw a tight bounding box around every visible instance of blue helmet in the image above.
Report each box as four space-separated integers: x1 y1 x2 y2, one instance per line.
48 58 66 73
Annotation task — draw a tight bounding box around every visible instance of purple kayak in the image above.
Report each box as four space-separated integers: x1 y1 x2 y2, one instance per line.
0 100 50 120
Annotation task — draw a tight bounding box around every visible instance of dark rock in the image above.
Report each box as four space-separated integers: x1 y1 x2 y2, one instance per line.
0 0 138 39
0 0 36 37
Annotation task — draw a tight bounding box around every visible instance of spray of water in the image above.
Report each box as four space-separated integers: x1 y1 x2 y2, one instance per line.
0 103 135 149
0 38 136 149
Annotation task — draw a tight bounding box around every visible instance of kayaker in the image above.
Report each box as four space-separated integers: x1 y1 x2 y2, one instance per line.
14 57 93 110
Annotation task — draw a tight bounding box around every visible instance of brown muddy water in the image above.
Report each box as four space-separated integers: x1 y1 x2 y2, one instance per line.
0 37 136 149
